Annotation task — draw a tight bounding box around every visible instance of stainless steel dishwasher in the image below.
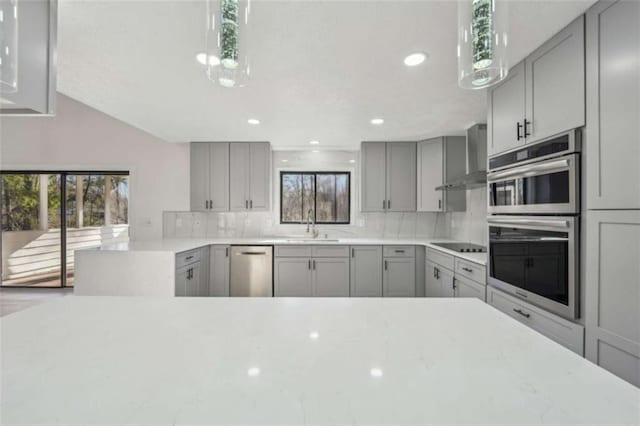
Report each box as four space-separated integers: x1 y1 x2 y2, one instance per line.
230 246 273 297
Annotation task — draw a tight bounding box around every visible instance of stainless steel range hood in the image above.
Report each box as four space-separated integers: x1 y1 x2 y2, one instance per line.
436 123 487 191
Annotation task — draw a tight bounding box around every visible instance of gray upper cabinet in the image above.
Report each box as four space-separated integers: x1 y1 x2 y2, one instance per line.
488 16 585 156
361 142 388 212
230 142 271 211
312 258 350 297
383 257 415 297
488 61 526 156
350 246 383 297
229 143 250 210
190 143 229 212
209 246 230 297
361 142 416 212
249 143 271 210
417 137 466 212
585 210 640 387
386 142 417 212
525 15 585 143
586 0 640 210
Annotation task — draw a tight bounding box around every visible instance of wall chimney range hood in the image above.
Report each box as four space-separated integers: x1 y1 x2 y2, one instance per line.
436 123 487 191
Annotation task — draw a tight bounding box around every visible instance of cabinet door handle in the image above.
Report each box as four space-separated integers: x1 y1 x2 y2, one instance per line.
205 200 208 209
438 199 442 210
225 247 229 257
452 277 457 290
313 260 316 270
462 267 473 273
250 200 253 209
395 250 405 254
308 259 311 270
513 308 531 319
524 119 531 137
384 260 388 270
516 121 523 141
433 267 437 278
382 200 386 210
210 200 213 209
387 200 391 209
185 255 194 261
436 268 440 279
351 248 355 258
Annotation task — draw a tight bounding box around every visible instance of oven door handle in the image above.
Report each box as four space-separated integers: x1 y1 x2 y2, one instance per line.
487 158 570 182
487 218 570 229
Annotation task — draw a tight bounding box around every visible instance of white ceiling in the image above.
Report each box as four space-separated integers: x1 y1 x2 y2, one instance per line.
57 0 596 149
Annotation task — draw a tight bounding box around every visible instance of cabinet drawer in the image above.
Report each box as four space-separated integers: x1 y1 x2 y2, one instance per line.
454 258 486 284
383 245 415 258
311 245 349 258
487 286 584 355
426 247 454 270
275 245 312 257
176 249 201 269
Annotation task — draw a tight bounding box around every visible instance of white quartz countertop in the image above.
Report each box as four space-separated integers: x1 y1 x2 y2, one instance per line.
94 237 488 265
2 297 637 424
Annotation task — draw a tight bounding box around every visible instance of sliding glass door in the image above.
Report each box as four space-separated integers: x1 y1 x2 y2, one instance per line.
1 171 129 287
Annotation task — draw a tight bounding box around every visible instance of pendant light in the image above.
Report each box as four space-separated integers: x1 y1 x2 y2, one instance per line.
0 0 19 93
205 0 251 88
457 0 508 89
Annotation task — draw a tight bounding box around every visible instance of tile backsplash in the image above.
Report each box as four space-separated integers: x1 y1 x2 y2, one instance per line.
163 188 487 244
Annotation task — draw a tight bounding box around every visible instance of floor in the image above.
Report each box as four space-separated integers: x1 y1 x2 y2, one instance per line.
0 287 73 317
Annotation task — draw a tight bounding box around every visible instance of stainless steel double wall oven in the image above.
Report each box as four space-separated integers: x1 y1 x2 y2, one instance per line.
487 131 581 319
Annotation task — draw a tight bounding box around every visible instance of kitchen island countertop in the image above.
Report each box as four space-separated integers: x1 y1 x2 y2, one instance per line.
1 297 638 424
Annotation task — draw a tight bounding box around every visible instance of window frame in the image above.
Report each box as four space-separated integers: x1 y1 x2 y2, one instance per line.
279 171 351 225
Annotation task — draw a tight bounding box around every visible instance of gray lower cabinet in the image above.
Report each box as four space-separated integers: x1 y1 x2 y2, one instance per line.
350 246 383 297
209 245 230 297
586 0 640 210
175 262 202 297
383 257 415 297
425 260 455 298
361 142 416 212
488 286 584 356
275 256 349 297
312 258 350 297
585 210 640 387
274 257 313 297
454 275 485 301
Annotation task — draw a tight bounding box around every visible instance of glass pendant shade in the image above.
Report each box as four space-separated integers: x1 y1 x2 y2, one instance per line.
457 0 508 89
0 0 18 93
205 0 251 88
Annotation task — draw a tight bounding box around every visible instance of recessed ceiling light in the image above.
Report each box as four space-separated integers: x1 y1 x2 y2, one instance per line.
281 159 289 163
312 150 320 153
404 52 427 67
309 331 319 340
196 52 220 66
349 159 356 163
309 140 320 145
370 368 383 377
247 367 261 377
370 118 384 125
247 118 260 125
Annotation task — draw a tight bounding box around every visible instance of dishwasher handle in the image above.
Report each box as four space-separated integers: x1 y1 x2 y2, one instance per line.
239 251 268 255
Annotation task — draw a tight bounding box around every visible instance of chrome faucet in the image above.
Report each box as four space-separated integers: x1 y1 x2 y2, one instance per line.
306 208 319 238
